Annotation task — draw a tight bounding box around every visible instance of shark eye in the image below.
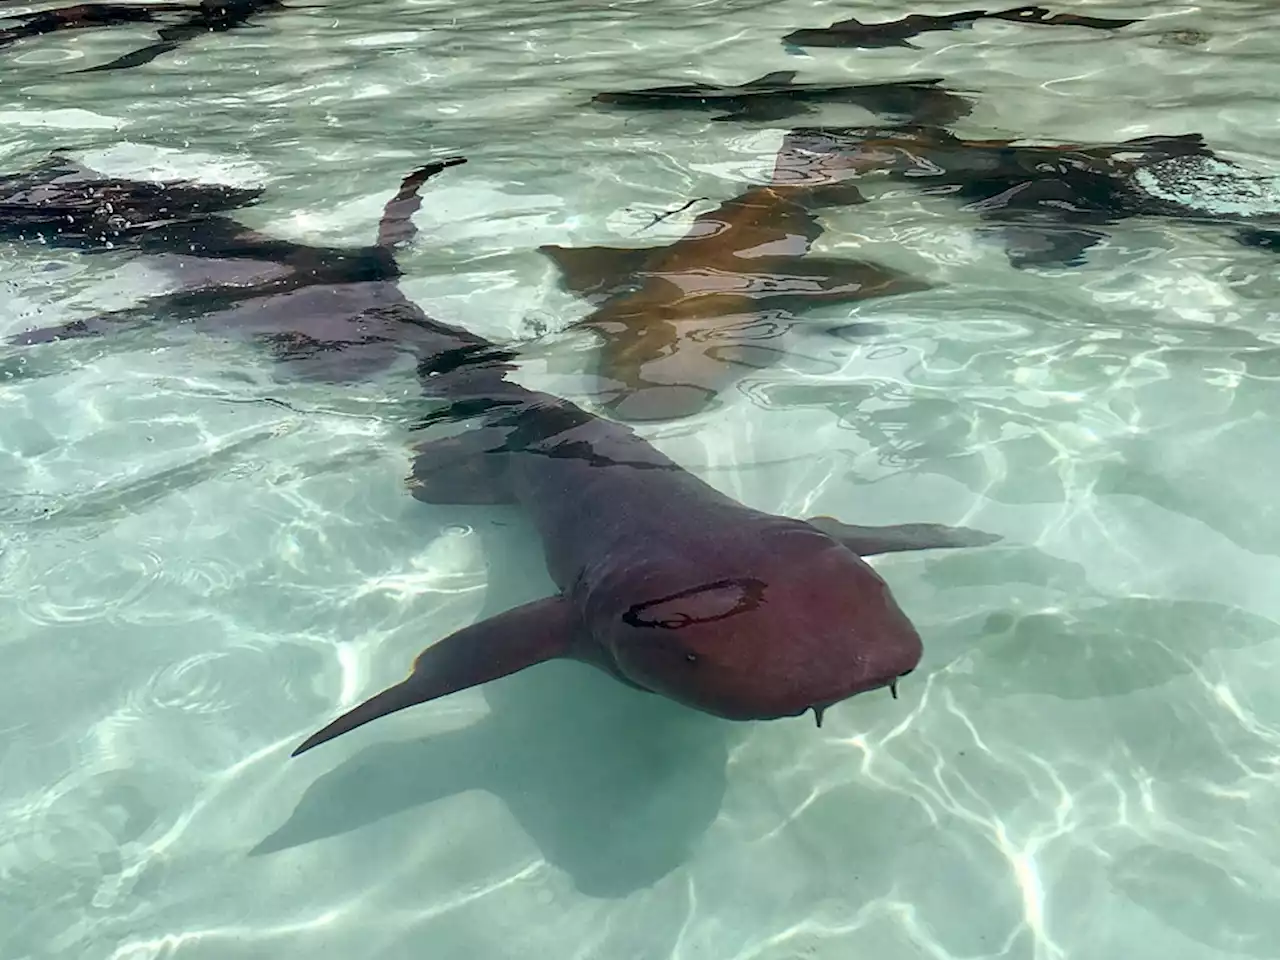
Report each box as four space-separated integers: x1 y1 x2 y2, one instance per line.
622 577 766 630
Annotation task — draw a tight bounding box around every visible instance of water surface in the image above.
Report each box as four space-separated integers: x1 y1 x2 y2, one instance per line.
3 1 1280 958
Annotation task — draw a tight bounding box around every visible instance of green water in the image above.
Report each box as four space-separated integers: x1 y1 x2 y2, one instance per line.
3 1 1280 958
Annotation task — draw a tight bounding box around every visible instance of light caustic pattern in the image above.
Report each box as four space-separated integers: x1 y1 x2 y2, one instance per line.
3 0 1280 958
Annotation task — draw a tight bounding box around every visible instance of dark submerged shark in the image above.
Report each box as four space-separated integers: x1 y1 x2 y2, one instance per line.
781 125 1280 267
290 319 1002 756
593 72 974 126
0 147 264 247
782 4 1141 50
0 2 159 50
537 136 930 421
4 153 475 381
0 0 289 72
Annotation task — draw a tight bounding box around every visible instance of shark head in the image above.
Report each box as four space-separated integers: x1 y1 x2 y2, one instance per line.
596 520 923 724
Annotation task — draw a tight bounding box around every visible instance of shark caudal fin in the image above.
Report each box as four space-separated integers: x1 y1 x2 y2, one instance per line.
292 596 578 756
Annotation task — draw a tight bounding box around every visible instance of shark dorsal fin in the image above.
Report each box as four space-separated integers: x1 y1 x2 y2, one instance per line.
744 70 798 87
539 243 658 299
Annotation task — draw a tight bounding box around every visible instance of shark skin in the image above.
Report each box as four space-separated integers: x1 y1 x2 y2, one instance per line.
537 138 932 422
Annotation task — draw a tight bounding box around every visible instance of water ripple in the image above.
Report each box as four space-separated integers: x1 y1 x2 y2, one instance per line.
142 646 271 716
17 544 165 625
2 0 1280 957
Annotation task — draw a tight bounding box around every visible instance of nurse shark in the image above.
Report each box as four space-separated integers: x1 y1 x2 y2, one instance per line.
292 318 1002 755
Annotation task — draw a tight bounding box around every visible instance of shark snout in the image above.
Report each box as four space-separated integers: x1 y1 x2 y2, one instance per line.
807 664 917 727
671 641 921 726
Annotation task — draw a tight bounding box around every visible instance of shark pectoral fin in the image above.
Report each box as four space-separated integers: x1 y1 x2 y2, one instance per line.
407 426 516 505
74 40 180 74
291 595 577 756
806 516 1003 555
538 243 654 300
743 70 798 87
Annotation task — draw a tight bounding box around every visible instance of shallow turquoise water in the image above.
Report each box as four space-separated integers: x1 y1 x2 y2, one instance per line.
3 1 1280 958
